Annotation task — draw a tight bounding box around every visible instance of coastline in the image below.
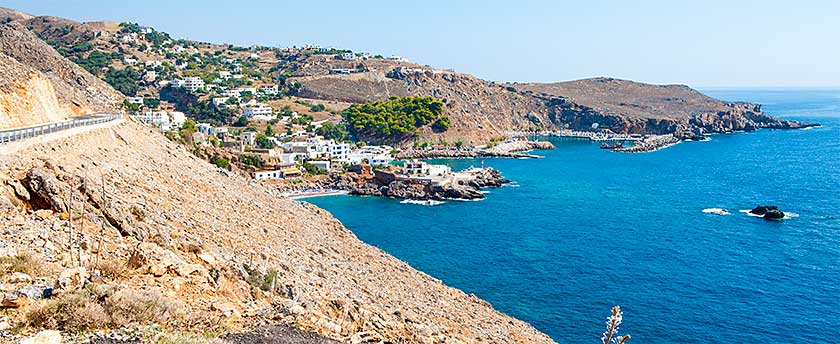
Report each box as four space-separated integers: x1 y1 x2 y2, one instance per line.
285 189 350 199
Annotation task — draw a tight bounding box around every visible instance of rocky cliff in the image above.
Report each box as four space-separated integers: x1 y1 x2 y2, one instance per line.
0 121 553 343
0 22 122 129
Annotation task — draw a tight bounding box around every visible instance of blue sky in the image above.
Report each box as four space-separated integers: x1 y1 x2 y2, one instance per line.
4 0 840 87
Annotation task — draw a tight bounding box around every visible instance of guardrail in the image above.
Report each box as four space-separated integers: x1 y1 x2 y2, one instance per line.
0 114 122 145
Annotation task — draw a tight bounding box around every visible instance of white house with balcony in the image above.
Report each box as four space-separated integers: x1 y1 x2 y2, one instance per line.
243 103 273 118
181 77 205 92
328 143 351 161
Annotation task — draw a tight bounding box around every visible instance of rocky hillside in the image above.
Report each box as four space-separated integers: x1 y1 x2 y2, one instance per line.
0 120 553 343
297 69 814 143
294 65 546 144
0 21 122 129
516 78 813 138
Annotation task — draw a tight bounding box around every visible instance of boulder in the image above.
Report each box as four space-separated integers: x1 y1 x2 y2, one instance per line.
16 284 52 299
749 205 778 216
763 209 785 220
1 293 27 308
20 330 62 344
57 267 89 290
5 272 33 284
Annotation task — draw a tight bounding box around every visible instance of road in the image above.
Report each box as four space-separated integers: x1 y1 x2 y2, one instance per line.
0 114 122 145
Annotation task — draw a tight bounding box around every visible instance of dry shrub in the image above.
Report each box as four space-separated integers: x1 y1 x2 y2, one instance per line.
97 259 131 281
0 253 46 276
107 288 183 325
24 285 183 332
24 287 109 332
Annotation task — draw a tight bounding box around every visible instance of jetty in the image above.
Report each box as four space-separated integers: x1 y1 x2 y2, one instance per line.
504 129 643 142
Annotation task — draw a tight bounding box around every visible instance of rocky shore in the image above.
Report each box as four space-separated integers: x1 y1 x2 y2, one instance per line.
396 140 555 160
342 167 509 201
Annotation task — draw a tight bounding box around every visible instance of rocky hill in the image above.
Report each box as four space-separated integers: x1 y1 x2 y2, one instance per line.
0 21 122 129
515 77 812 137
0 120 554 342
296 68 813 143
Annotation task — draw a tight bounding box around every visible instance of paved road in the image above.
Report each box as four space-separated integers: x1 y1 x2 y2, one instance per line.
0 114 122 145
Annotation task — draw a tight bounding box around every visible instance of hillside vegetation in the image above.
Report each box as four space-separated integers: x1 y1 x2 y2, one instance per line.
343 96 447 143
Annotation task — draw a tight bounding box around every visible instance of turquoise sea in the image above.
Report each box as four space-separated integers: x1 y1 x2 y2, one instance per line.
306 89 840 343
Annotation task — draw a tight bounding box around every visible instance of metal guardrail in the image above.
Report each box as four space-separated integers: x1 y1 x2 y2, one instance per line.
0 114 122 145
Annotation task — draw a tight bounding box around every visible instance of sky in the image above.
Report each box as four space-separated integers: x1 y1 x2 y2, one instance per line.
3 0 840 87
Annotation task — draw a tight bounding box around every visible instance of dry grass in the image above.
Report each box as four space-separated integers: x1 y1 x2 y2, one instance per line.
0 253 46 277
155 333 227 344
97 258 131 281
24 285 183 333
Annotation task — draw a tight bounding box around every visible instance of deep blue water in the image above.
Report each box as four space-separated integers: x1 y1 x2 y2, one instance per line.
306 89 840 343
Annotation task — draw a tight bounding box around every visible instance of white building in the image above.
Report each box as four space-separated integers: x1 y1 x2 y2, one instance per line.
169 111 186 128
145 60 163 68
218 71 232 79
126 97 144 105
402 160 450 177
243 103 273 117
134 111 169 129
212 97 230 107
123 57 138 65
240 131 257 147
328 143 351 161
221 89 241 98
181 77 205 92
259 85 278 95
143 70 157 82
341 52 355 60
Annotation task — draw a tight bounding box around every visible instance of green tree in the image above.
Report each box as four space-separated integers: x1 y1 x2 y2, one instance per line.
234 116 249 127
104 67 140 96
255 133 274 149
315 121 349 141
343 96 445 142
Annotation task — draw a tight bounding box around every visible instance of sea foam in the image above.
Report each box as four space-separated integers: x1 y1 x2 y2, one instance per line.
400 199 445 206
702 208 731 215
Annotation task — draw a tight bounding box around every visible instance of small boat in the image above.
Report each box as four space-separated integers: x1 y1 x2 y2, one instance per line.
600 142 623 149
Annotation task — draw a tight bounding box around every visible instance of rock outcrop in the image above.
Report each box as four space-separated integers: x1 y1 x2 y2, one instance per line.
749 205 787 220
341 167 508 201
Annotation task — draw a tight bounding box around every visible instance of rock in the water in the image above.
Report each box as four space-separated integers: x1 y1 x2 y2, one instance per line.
749 205 778 216
763 209 785 220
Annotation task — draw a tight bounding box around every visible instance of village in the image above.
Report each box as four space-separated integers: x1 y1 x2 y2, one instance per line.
73 22 551 200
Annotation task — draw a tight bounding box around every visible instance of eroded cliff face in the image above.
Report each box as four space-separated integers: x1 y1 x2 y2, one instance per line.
0 121 554 343
0 22 122 129
0 65 71 128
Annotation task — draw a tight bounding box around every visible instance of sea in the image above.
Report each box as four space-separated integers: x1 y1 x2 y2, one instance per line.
305 89 840 343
